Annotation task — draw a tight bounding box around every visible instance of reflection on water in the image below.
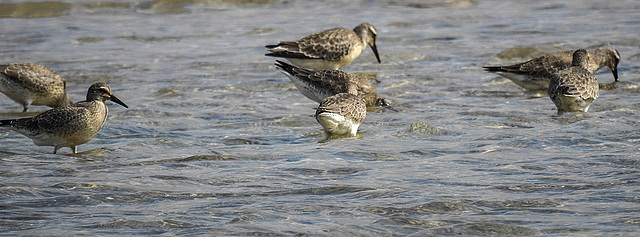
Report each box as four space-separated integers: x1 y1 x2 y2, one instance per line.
1 0 640 235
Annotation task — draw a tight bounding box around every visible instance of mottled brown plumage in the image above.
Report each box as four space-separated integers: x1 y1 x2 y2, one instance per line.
548 49 599 114
0 63 73 112
266 23 380 70
274 60 387 107
483 46 620 91
315 93 366 138
0 82 128 154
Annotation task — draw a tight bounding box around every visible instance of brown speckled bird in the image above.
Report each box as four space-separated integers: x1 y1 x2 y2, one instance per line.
315 92 366 138
483 46 620 91
548 49 599 115
274 60 388 107
266 23 381 70
0 82 128 154
0 63 73 112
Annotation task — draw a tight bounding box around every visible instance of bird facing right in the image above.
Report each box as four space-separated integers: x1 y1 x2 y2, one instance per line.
315 92 367 139
0 63 73 112
274 60 388 107
0 82 128 154
483 46 620 91
266 22 381 70
548 49 599 115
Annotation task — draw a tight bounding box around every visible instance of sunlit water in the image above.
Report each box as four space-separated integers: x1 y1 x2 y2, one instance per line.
1 0 640 235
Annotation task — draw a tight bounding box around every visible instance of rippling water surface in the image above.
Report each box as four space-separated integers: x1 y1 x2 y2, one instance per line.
1 0 640 235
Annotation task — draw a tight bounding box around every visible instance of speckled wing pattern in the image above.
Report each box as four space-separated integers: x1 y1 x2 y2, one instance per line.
315 93 366 123
304 69 355 94
307 70 379 105
483 51 573 77
1 63 66 94
484 46 620 80
274 60 379 106
550 67 599 100
266 27 358 61
5 104 101 139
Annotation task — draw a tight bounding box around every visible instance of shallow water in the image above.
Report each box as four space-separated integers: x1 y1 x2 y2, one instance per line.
1 0 640 235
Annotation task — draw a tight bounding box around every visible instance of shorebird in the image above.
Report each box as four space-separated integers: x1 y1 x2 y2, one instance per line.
0 63 73 112
274 60 388 107
315 92 367 138
0 82 128 154
483 46 620 91
548 49 599 115
266 22 381 70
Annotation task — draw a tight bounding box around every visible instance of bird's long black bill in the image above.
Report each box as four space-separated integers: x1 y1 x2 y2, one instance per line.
612 68 619 82
110 94 129 108
371 41 381 63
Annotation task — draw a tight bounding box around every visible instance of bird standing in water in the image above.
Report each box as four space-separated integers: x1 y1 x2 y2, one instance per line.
548 49 599 115
0 63 73 112
0 82 128 154
483 46 619 91
266 23 381 70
